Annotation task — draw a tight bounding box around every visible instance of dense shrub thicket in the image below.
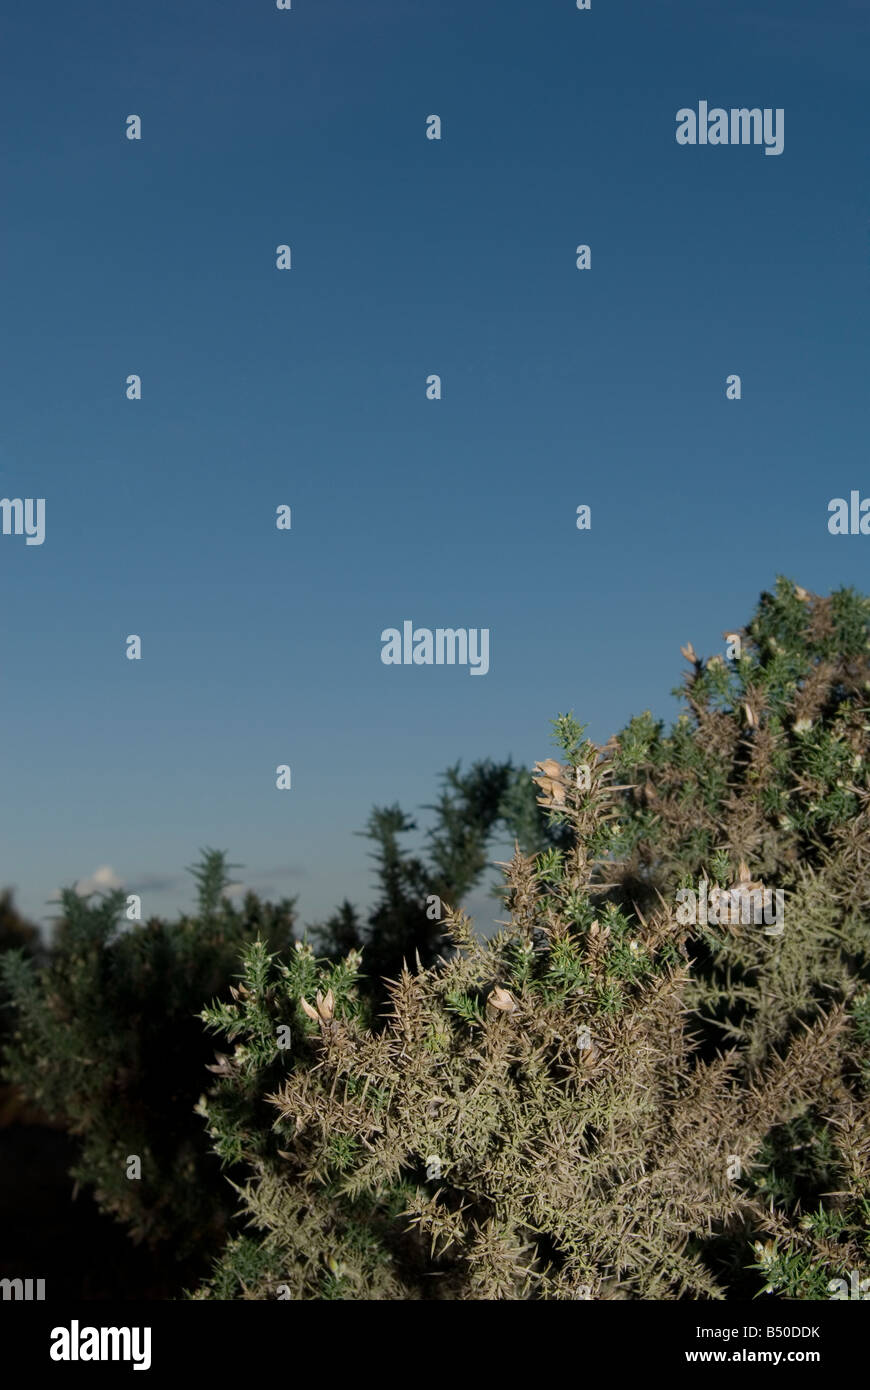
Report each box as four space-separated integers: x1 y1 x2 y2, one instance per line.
3 578 869 1299
0 771 543 1274
0 854 296 1257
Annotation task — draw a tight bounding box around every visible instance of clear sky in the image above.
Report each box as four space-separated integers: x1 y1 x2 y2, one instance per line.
1 0 868 934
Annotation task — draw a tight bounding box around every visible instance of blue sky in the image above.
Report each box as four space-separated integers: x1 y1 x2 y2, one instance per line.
1 0 868 934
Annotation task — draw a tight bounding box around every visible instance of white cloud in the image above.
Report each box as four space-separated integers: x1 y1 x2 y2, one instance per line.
73 865 125 898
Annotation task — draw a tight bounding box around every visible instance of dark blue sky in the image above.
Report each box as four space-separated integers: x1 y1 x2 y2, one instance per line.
1 0 868 931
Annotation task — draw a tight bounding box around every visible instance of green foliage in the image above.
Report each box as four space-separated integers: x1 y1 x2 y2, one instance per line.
0 853 296 1262
308 758 557 985
0 890 41 959
4 579 869 1301
191 580 869 1300
0 892 42 1112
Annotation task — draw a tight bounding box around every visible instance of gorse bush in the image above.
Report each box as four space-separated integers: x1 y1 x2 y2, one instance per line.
0 772 542 1277
312 757 556 985
611 577 869 896
192 580 870 1299
193 741 745 1299
2 578 869 1298
608 579 870 1296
